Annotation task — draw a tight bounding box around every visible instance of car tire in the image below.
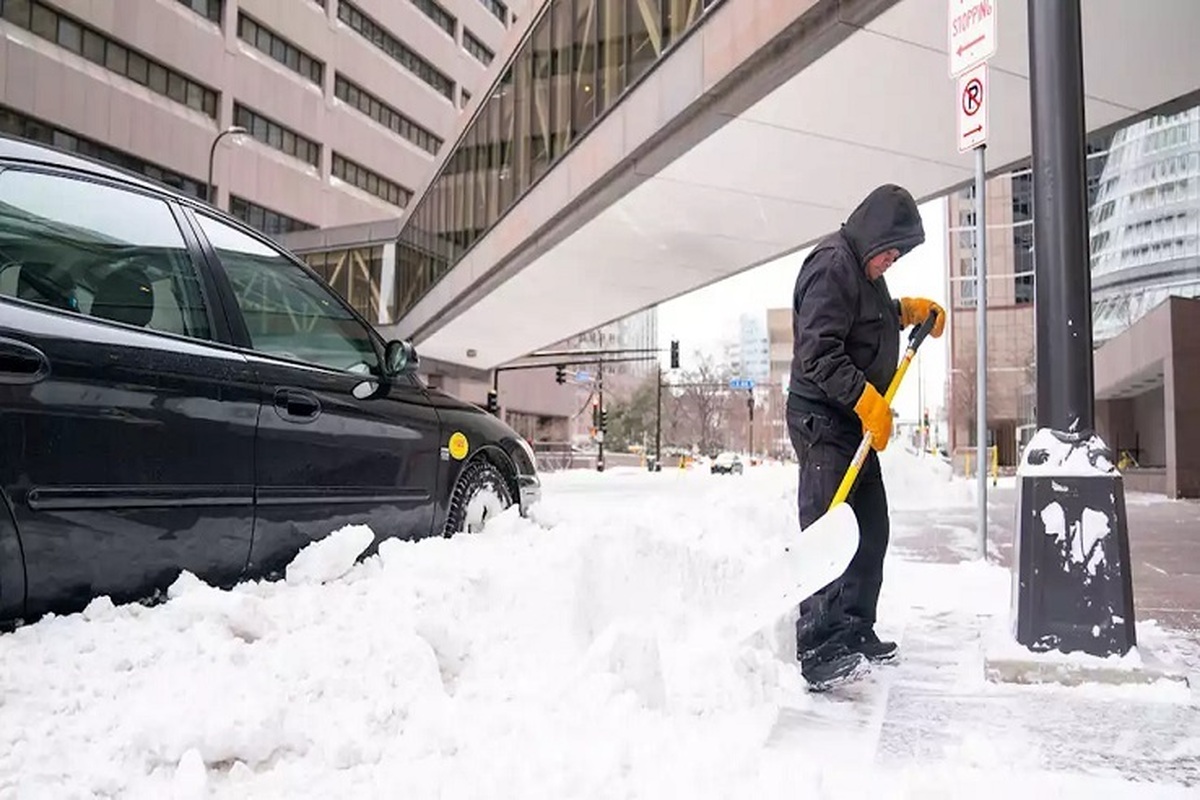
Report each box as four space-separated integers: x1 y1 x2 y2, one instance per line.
444 457 515 536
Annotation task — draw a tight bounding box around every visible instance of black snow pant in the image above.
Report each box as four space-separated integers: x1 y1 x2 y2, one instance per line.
786 394 891 660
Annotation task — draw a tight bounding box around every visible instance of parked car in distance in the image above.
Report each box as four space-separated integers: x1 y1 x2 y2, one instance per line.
710 452 744 475
0 134 540 628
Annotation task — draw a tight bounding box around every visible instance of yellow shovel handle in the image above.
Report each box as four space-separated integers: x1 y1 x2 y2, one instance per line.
828 345 918 510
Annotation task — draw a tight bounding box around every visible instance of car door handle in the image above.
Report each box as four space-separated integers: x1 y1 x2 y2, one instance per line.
0 338 50 384
273 388 321 422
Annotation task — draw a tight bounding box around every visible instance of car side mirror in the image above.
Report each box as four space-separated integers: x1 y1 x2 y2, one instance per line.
383 339 418 377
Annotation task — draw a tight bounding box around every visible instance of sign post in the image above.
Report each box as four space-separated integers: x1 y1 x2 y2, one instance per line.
950 0 994 560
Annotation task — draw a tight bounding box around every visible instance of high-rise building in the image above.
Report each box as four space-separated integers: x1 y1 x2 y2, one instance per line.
722 311 769 384
0 0 516 236
1090 108 1200 344
737 311 770 384
765 307 793 457
766 307 791 391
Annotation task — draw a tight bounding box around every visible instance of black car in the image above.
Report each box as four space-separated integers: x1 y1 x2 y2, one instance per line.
0 134 540 627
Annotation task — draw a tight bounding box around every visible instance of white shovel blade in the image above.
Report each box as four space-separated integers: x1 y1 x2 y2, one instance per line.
716 503 861 644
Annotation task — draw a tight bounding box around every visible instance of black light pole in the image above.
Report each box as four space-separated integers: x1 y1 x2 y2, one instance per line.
596 356 605 472
654 364 663 471
207 125 247 209
1012 0 1135 659
747 389 754 459
1029 1 1093 431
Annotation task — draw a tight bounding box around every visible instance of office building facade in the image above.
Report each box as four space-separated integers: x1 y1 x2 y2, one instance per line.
0 0 516 237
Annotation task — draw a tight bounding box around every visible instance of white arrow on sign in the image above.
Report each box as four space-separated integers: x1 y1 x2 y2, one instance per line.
948 0 997 77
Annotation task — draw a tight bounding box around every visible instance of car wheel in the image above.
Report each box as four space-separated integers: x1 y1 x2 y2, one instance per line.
444 458 515 536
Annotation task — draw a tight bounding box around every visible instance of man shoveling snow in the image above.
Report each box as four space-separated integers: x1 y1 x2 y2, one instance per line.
787 184 945 690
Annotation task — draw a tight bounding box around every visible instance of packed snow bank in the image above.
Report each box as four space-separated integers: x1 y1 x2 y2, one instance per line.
0 472 815 798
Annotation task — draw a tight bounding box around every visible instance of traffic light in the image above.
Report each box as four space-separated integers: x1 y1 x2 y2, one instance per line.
923 409 931 429
600 409 608 432
591 402 600 429
555 365 566 384
670 340 680 370
486 390 499 414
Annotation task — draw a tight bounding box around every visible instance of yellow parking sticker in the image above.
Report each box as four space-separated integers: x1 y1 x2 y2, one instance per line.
448 431 469 460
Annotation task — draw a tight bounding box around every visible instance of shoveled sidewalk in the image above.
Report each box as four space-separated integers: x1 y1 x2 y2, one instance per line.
765 471 1200 792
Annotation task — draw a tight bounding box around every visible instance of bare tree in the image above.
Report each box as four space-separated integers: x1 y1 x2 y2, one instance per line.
672 353 730 455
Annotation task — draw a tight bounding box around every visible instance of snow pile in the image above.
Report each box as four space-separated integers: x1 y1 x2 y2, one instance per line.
284 524 375 585
1019 428 1117 477
0 472 815 798
880 445 975 509
0 462 1194 798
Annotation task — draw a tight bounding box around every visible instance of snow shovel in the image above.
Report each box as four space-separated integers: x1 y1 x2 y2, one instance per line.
716 309 941 644
829 307 941 509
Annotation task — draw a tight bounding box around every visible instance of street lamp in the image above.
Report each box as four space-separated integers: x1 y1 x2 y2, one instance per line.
207 125 247 209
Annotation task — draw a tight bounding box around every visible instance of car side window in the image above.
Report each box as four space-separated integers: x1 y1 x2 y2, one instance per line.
0 169 212 340
194 213 380 375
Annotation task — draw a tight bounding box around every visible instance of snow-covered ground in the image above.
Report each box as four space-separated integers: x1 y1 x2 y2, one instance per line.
2 450 1198 798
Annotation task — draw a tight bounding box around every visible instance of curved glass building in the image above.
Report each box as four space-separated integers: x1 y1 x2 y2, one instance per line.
1090 109 1200 344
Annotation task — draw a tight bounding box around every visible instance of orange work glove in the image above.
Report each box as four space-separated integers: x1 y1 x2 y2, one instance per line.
853 382 893 452
899 297 946 338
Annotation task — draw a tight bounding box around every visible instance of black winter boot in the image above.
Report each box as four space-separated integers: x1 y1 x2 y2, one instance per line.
847 627 898 663
800 641 871 691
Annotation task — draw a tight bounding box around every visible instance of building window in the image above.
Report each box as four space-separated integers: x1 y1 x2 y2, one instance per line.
337 1 454 100
1014 228 1034 305
305 246 384 322
1 0 218 118
410 0 455 37
233 104 321 167
334 74 442 155
1011 172 1033 223
228 195 314 237
238 14 324 85
332 153 412 208
478 0 508 24
463 29 494 65
175 0 222 23
0 104 209 200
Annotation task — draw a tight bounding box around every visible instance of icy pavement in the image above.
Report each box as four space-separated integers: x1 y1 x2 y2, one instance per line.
1 450 1198 798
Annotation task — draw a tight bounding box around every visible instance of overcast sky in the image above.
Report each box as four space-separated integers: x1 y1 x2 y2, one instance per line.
656 197 950 422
